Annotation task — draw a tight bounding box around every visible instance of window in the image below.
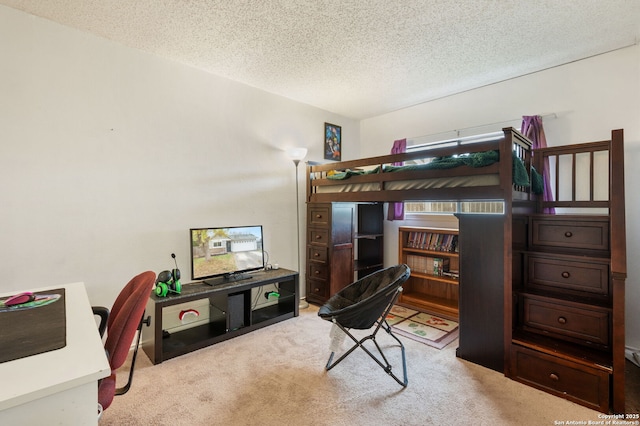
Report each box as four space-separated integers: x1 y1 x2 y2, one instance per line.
405 201 457 214
403 128 515 216
405 201 504 215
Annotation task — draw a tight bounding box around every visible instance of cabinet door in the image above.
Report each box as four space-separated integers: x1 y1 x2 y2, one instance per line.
457 214 505 373
329 204 355 294
330 243 354 295
331 204 354 244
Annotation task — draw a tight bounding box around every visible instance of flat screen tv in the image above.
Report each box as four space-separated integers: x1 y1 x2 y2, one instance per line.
190 225 265 285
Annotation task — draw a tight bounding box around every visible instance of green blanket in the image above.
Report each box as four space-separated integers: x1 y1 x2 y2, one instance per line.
325 150 542 194
384 150 500 171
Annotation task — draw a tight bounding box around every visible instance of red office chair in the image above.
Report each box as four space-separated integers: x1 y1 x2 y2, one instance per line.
93 271 155 413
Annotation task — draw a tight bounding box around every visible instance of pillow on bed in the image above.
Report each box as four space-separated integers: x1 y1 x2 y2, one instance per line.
326 167 380 180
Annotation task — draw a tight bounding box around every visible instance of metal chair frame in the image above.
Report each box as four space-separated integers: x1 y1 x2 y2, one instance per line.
324 285 408 387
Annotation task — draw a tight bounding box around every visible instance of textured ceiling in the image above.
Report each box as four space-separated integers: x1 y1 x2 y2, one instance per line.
2 1 639 119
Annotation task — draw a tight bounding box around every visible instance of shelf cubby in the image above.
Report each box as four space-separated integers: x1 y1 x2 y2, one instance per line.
398 226 459 318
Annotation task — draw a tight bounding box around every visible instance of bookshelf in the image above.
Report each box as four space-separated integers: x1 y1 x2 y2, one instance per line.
398 226 459 318
354 203 384 280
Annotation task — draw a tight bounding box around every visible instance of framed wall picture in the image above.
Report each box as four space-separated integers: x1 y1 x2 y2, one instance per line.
324 122 341 161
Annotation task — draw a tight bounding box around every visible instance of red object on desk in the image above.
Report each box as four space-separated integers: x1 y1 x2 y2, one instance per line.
3 292 35 307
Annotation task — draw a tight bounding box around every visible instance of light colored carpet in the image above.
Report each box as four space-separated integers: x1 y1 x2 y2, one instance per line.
100 304 600 425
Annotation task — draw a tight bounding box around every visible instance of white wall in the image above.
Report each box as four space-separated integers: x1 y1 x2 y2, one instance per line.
361 44 640 348
0 6 358 308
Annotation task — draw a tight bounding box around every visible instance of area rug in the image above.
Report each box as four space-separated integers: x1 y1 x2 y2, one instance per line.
386 305 459 349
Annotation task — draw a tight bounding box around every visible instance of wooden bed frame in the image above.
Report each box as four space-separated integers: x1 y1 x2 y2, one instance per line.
306 127 535 204
305 127 626 413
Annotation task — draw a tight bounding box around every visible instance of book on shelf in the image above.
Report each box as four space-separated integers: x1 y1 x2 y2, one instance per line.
433 257 450 276
405 255 450 277
442 270 459 279
405 231 458 253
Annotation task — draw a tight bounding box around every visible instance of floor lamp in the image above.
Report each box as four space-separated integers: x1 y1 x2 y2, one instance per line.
287 147 309 310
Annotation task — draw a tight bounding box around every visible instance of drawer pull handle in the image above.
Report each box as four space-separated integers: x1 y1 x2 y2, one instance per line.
561 271 570 279
558 316 567 324
314 252 320 257
315 214 322 219
315 235 322 240
564 231 573 238
549 373 559 381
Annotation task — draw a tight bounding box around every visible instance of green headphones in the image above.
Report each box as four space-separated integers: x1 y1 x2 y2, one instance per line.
155 269 181 297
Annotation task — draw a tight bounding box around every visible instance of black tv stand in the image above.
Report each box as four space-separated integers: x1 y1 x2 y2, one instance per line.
141 268 299 364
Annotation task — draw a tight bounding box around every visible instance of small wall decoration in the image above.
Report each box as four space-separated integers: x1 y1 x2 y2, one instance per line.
324 122 341 161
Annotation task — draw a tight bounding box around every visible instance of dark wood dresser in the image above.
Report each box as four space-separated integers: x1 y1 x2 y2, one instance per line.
305 202 384 305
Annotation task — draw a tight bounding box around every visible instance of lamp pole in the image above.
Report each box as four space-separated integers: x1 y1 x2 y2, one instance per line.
287 148 308 310
293 160 302 268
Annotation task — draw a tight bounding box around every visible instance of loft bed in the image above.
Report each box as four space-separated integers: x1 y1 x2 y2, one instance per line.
306 127 539 204
305 126 626 413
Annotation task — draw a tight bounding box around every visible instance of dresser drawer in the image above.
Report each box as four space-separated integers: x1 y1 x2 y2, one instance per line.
307 246 328 263
308 228 329 246
510 345 610 412
308 206 330 226
309 262 328 280
527 255 610 296
531 217 609 252
307 278 329 299
523 295 610 346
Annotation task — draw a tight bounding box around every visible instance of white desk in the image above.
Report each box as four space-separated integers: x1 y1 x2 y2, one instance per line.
0 282 110 425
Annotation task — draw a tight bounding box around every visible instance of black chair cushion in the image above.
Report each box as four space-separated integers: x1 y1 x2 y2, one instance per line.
318 264 410 329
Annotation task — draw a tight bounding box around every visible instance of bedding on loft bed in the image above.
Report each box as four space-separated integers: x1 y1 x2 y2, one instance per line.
307 127 541 202
321 150 541 191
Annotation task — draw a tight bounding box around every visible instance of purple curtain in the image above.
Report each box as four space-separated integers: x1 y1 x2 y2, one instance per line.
387 138 407 221
521 115 555 214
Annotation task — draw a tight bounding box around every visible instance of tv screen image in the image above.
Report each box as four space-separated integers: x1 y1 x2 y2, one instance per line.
190 225 264 285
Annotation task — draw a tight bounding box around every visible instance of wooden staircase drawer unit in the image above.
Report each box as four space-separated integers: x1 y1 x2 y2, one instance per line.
510 345 610 412
527 255 610 296
531 218 609 251
308 246 328 263
309 228 329 245
523 296 610 346
309 206 330 226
